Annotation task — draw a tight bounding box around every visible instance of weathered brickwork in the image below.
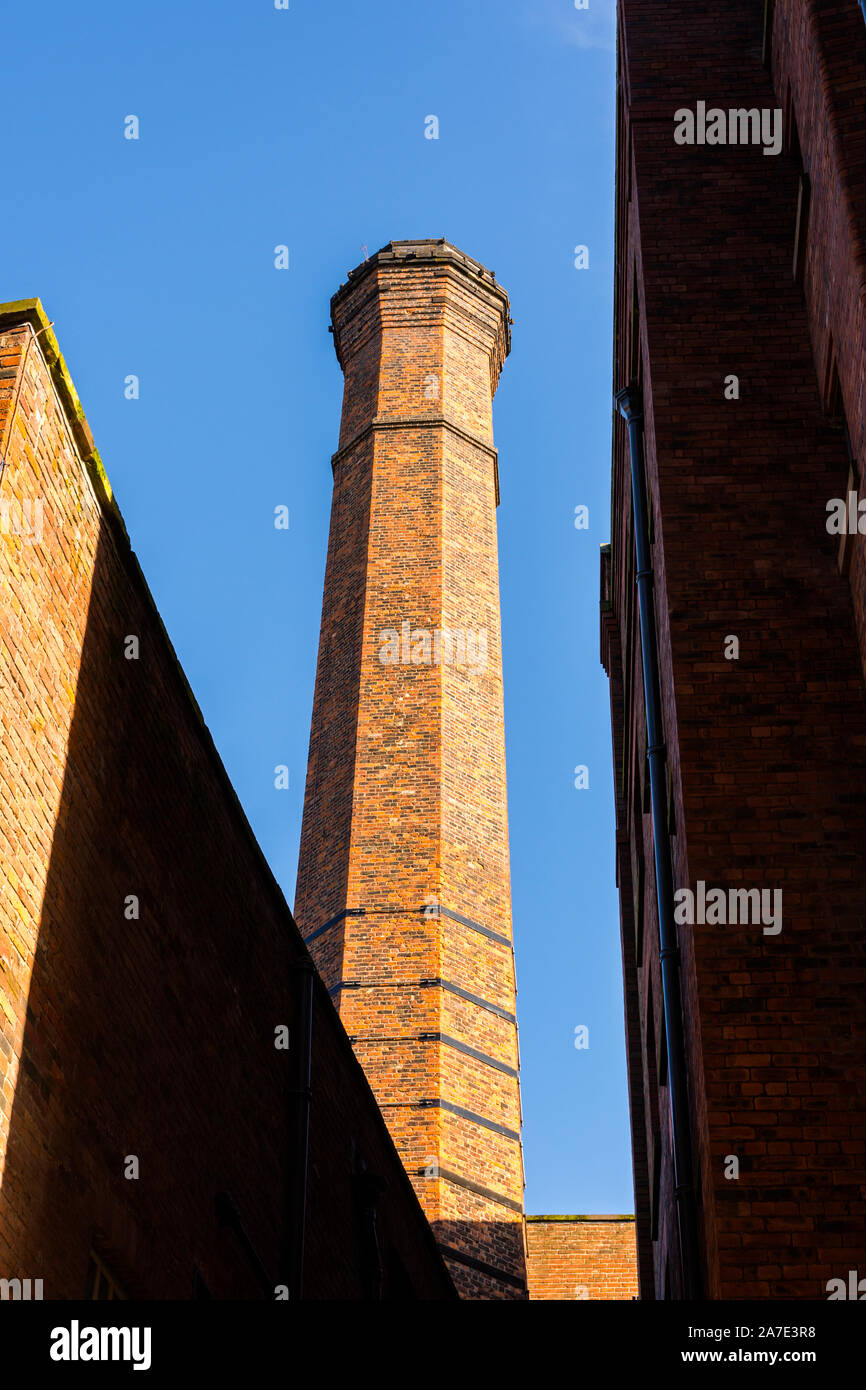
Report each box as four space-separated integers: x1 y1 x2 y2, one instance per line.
604 1 866 1299
0 299 454 1300
525 1217 638 1301
295 241 527 1299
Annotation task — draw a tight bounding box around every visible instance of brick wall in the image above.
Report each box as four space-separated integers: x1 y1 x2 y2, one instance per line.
606 0 866 1298
525 1217 638 1300
767 0 866 683
295 241 526 1299
0 299 454 1300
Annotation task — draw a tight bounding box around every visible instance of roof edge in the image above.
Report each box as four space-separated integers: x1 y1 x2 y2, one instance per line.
0 298 128 547
525 1214 636 1223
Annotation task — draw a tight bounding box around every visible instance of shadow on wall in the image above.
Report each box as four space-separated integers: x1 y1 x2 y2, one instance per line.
1 521 296 1299
432 1218 528 1300
0 498 455 1301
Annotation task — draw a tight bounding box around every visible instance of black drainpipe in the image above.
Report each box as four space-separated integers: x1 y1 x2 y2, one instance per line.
615 384 701 1301
284 957 314 1300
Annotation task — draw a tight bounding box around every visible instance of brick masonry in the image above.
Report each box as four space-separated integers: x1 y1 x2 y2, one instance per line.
294 241 527 1299
0 299 454 1300
767 1 866 679
604 0 866 1298
525 1217 638 1301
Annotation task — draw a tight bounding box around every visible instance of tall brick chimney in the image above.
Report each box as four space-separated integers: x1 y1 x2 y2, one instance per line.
295 239 525 1298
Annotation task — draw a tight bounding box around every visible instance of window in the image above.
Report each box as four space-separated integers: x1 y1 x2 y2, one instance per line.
783 81 800 162
622 515 634 801
792 172 811 284
762 0 775 67
824 349 859 576
645 979 662 1135
785 91 811 284
628 274 641 386
658 1003 668 1087
650 1126 662 1242
84 1251 127 1301
837 455 859 577
823 344 843 424
634 851 645 966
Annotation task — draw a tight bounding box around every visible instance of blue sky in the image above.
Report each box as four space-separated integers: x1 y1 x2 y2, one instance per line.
2 0 629 1215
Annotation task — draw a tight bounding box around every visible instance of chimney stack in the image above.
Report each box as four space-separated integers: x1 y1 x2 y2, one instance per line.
295 240 525 1298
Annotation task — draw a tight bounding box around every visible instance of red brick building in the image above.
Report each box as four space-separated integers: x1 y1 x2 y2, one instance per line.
604 0 866 1299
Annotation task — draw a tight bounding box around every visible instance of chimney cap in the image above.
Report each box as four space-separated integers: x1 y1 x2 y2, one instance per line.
338 238 504 293
330 238 511 364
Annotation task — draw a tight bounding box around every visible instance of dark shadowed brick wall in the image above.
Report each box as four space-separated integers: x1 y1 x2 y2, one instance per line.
604 0 866 1299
